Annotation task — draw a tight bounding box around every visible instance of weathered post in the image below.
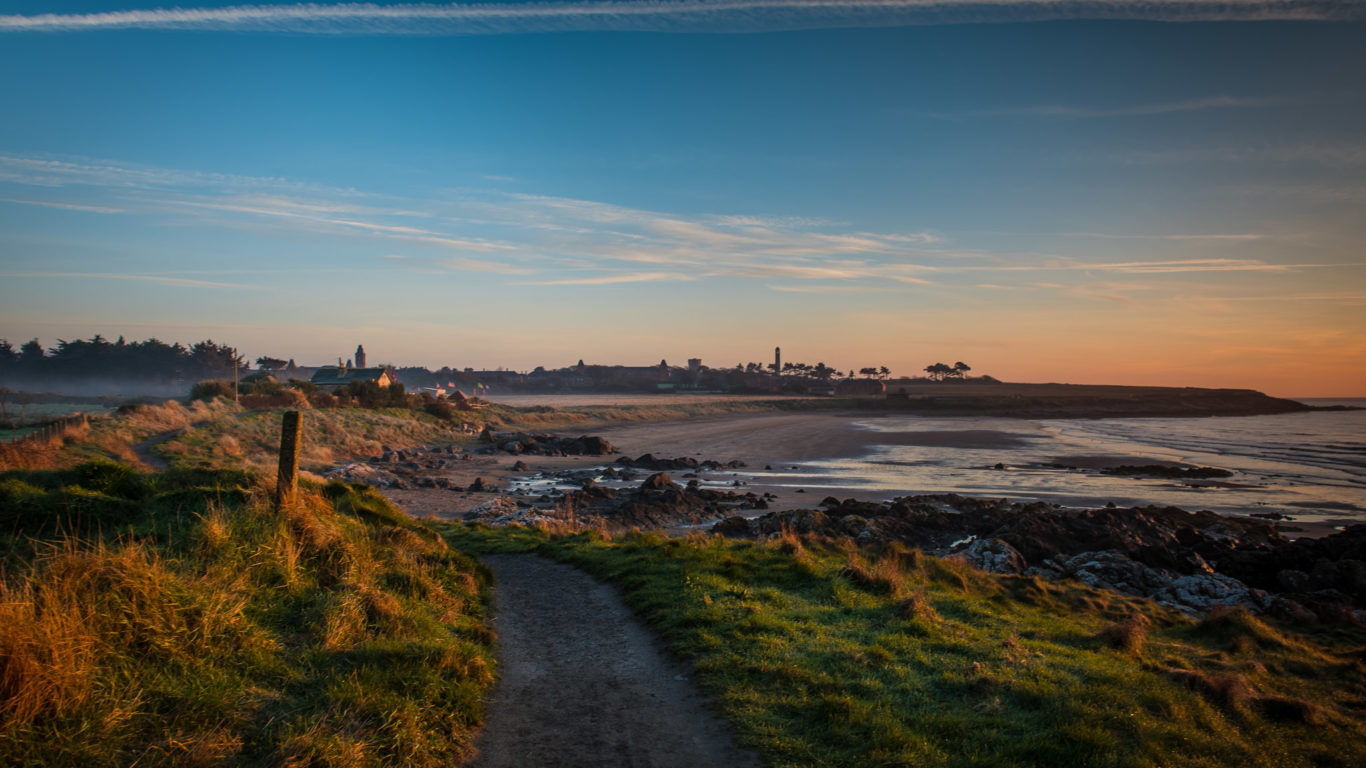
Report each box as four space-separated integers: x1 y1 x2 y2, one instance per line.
275 410 302 512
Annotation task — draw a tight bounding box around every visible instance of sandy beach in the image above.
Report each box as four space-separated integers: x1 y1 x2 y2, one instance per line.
379 408 1360 538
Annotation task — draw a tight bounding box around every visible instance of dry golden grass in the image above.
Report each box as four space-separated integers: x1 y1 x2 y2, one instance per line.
837 543 909 599
1100 613 1152 655
2 471 495 766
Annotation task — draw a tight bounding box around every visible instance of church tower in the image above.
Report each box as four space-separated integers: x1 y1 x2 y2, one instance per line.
774 346 781 374
355 344 367 369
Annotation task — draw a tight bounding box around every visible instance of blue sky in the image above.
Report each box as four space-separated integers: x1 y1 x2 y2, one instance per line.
1 1 1364 395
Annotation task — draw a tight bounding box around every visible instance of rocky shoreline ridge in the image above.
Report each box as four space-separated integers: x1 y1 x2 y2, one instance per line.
327 432 1366 623
716 496 1366 623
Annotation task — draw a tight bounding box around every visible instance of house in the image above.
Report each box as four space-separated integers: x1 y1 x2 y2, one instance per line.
309 366 396 392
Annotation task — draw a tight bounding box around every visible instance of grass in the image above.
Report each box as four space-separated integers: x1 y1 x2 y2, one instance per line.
157 406 476 473
0 463 495 767
444 524 1366 768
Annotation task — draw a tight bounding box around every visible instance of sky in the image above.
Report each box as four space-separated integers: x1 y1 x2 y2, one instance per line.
0 1 1363 397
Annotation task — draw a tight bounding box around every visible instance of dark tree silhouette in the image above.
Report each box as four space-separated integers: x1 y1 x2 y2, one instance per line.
924 362 953 380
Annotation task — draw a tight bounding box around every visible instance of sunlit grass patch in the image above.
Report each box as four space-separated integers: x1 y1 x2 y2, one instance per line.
1 465 495 767
446 524 1366 768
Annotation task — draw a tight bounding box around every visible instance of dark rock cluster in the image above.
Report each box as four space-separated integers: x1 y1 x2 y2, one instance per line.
1100 464 1235 480
551 472 769 528
716 495 1365 622
480 431 616 457
329 445 475 490
615 454 747 472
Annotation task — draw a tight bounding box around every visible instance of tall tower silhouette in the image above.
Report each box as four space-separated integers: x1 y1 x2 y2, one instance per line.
774 346 781 374
355 344 367 369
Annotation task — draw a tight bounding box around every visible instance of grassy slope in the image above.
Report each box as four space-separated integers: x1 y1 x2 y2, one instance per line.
0 464 495 767
447 525 1366 768
157 407 476 473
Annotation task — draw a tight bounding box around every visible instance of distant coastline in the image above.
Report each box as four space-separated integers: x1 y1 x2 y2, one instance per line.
487 382 1330 421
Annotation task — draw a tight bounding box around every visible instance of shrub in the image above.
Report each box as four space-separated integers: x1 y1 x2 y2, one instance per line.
189 380 235 402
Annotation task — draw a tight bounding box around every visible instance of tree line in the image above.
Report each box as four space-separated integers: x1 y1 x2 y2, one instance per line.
0 335 242 385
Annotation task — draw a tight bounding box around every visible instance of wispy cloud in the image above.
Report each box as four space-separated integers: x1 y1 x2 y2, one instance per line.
1080 258 1302 273
517 271 696 286
1063 232 1272 242
0 1 1358 36
933 95 1278 120
0 151 1341 297
0 197 126 213
382 254 532 274
1104 143 1366 168
0 272 260 289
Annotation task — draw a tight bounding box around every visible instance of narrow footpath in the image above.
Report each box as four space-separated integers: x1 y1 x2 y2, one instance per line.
470 555 759 768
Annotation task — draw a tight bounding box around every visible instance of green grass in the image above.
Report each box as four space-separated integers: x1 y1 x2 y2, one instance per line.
444 524 1366 768
156 406 476 473
1 464 495 767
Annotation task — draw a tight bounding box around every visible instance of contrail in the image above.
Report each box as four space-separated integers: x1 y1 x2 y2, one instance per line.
0 0 1360 35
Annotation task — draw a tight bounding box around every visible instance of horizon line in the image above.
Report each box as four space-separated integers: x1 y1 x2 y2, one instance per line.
3 0 1364 36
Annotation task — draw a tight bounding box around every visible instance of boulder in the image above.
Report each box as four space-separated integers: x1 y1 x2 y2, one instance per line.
713 516 753 537
640 472 677 491
951 538 1027 575
1156 573 1259 614
1062 551 1173 597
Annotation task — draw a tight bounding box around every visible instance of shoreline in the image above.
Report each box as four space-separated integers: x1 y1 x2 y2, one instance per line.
381 410 1357 539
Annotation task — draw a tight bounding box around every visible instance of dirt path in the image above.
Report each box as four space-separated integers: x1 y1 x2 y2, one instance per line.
470 555 759 768
131 428 185 471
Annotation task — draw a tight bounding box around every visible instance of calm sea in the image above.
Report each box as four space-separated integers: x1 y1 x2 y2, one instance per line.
768 399 1366 532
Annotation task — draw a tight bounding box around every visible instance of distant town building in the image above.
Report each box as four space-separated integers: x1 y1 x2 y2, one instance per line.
355 344 367 369
310 366 395 392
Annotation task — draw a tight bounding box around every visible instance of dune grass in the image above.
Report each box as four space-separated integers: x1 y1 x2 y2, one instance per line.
0 463 495 767
156 407 476 473
445 524 1366 768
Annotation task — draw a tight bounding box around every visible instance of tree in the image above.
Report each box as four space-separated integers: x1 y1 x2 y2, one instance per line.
879 365 891 380
256 356 288 370
19 338 44 365
924 362 953 381
952 361 971 379
859 367 878 378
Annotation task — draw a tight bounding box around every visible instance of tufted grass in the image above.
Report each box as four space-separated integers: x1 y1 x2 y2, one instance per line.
445 524 1366 768
0 464 495 767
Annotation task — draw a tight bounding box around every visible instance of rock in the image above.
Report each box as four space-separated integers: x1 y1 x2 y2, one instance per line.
1062 551 1174 597
840 515 868 537
468 477 489 492
511 460 530 471
950 538 1027 574
573 435 616 455
1277 569 1313 592
1156 573 1258 614
640 472 677 491
617 454 700 471
713 516 753 537
1102 464 1234 479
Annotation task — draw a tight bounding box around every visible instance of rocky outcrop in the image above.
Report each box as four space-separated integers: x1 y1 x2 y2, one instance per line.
481 432 616 457
546 474 768 529
1101 465 1234 479
616 454 746 472
715 494 1365 621
948 538 1026 575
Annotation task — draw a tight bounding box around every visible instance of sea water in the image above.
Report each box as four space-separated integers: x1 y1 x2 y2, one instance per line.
758 399 1366 531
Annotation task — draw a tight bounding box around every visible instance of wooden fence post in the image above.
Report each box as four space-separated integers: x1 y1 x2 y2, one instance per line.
275 410 302 512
